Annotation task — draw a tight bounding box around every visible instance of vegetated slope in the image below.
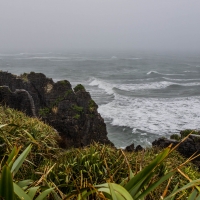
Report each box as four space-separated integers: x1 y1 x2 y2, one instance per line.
0 105 199 199
0 105 61 179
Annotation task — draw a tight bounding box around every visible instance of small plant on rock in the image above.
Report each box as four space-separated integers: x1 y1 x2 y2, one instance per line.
74 84 86 92
170 134 181 141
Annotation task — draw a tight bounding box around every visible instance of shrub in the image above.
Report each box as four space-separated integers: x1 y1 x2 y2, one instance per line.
170 134 181 141
180 129 200 138
73 84 86 92
88 99 96 113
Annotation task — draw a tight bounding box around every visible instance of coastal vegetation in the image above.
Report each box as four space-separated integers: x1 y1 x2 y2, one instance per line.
1 106 200 199
170 130 200 141
74 84 86 92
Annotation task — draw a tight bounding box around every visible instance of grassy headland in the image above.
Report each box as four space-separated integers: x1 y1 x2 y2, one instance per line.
0 105 200 199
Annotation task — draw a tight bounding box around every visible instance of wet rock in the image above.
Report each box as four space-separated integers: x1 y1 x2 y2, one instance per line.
125 143 135 152
135 145 144 152
0 71 113 148
152 138 178 149
152 133 200 168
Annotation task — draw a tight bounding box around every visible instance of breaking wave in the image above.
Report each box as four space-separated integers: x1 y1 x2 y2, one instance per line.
147 71 185 76
89 78 200 94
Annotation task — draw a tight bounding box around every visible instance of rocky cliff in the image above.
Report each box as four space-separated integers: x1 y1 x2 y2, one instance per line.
0 71 113 148
152 131 200 168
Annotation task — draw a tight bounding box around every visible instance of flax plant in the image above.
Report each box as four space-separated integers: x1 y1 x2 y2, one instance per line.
0 145 54 200
64 134 200 199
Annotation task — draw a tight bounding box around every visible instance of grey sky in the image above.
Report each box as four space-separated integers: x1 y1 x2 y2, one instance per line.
1 0 200 53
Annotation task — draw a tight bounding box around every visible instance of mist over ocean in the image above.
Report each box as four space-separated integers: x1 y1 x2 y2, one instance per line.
1 50 200 148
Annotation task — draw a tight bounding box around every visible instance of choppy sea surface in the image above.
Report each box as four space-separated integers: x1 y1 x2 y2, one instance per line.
1 51 200 148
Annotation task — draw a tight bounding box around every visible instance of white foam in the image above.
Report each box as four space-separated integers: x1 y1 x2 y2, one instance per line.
117 81 172 91
89 78 114 95
89 78 200 94
19 52 52 55
147 71 185 76
181 82 200 86
124 57 141 60
163 77 200 81
184 71 198 73
116 81 200 92
0 52 52 57
119 137 151 149
15 56 71 60
0 53 23 57
98 95 200 136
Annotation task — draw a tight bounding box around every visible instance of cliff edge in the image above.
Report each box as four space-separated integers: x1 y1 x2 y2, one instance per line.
0 71 113 148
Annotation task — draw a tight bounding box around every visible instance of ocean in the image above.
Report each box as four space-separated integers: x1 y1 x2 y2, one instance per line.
0 50 200 148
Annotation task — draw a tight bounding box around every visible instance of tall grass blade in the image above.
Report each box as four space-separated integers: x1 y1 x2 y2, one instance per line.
128 171 155 197
0 165 14 200
81 188 97 199
196 193 200 200
0 124 8 129
27 186 40 199
136 171 175 200
51 190 62 200
129 169 134 179
188 189 198 200
35 188 54 200
110 183 133 200
125 146 171 192
108 182 118 200
23 129 38 144
7 146 18 167
78 191 90 200
17 179 33 188
169 183 179 200
96 183 133 200
11 144 32 176
13 182 32 200
164 179 200 200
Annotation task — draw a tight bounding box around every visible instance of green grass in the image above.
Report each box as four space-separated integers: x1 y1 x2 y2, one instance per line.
0 105 200 199
180 129 200 138
72 104 83 112
0 106 61 180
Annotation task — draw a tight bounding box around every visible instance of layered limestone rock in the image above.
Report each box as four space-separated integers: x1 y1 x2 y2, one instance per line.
0 71 113 148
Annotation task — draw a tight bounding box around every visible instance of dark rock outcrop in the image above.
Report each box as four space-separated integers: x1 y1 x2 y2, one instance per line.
0 71 113 148
152 133 200 168
152 138 178 149
125 143 135 152
135 145 144 152
125 143 144 152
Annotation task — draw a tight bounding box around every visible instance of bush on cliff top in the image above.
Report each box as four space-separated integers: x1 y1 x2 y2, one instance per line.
170 129 200 141
0 105 200 199
73 84 86 92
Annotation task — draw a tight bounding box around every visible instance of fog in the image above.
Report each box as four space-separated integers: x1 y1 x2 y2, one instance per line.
1 0 200 53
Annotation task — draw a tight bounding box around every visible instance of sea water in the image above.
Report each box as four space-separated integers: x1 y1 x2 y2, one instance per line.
0 50 200 148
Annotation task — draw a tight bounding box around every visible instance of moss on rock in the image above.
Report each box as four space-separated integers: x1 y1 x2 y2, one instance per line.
73 84 86 92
